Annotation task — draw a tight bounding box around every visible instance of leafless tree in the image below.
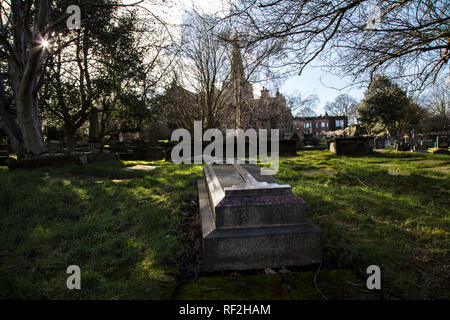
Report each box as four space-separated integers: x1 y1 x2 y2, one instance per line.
420 82 449 116
324 93 358 123
168 10 285 131
226 0 450 91
285 91 319 117
165 12 231 132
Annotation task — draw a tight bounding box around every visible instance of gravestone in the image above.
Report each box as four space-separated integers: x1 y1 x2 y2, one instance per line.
436 136 448 149
327 136 374 156
18 154 79 168
132 145 165 161
433 148 450 155
384 139 392 148
421 139 434 149
0 144 9 165
374 137 386 149
46 140 61 154
85 151 118 163
279 139 297 156
88 141 102 151
433 136 450 154
198 163 322 272
413 145 427 153
110 141 128 153
395 141 410 151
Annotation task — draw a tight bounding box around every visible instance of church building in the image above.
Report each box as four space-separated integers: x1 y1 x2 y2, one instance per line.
221 35 294 138
156 34 294 140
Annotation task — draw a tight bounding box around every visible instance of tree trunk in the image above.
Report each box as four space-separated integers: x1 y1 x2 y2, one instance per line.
89 109 100 141
65 122 77 150
0 74 24 157
16 68 46 156
5 0 49 158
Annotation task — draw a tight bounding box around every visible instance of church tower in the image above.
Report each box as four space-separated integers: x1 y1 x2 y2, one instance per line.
230 32 253 100
230 33 245 86
229 32 253 129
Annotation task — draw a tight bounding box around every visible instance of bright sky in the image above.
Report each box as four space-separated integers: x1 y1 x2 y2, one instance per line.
135 0 366 113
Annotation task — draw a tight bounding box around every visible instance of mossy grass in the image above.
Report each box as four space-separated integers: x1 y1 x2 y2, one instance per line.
0 149 448 299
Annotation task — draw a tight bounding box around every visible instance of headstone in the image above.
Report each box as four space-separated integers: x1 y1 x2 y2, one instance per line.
279 139 297 156
78 155 88 165
5 157 18 169
18 154 79 168
421 139 433 149
374 137 386 149
46 140 61 154
110 141 128 154
88 141 101 151
413 145 427 153
433 148 450 155
395 141 410 151
121 165 157 172
86 152 118 163
327 136 374 156
0 144 8 166
198 163 322 272
436 136 448 149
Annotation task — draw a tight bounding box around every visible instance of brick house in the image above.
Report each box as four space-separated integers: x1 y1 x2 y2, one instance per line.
293 114 348 135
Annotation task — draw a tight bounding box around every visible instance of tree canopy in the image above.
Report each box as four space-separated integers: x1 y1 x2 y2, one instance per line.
227 0 450 90
357 75 423 137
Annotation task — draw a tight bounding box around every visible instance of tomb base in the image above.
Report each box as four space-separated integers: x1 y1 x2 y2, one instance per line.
198 178 322 272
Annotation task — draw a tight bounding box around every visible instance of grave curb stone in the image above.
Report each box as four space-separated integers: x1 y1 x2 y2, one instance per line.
199 164 322 272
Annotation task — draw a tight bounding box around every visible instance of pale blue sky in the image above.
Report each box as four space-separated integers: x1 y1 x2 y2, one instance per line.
280 67 365 114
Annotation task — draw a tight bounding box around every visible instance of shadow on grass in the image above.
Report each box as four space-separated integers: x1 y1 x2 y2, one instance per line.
276 155 449 299
0 161 202 299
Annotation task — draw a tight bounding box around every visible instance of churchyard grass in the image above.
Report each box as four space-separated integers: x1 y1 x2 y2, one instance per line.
0 149 448 299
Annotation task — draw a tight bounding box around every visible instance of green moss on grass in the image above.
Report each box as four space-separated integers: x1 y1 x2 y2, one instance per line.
177 274 290 300
0 150 448 299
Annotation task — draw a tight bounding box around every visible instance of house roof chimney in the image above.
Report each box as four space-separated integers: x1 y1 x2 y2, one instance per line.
260 87 270 99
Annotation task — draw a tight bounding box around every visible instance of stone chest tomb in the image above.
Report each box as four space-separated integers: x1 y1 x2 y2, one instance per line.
198 163 322 272
327 136 374 156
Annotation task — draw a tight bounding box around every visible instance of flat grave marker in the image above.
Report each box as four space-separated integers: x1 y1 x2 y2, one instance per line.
198 163 322 272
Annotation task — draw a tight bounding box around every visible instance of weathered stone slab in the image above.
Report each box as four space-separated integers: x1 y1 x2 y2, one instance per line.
204 164 305 228
421 139 434 148
327 137 374 156
199 163 322 272
87 141 102 151
395 142 410 151
86 152 118 163
374 137 386 149
413 145 428 153
121 165 158 172
436 136 448 149
18 154 79 168
433 148 450 155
